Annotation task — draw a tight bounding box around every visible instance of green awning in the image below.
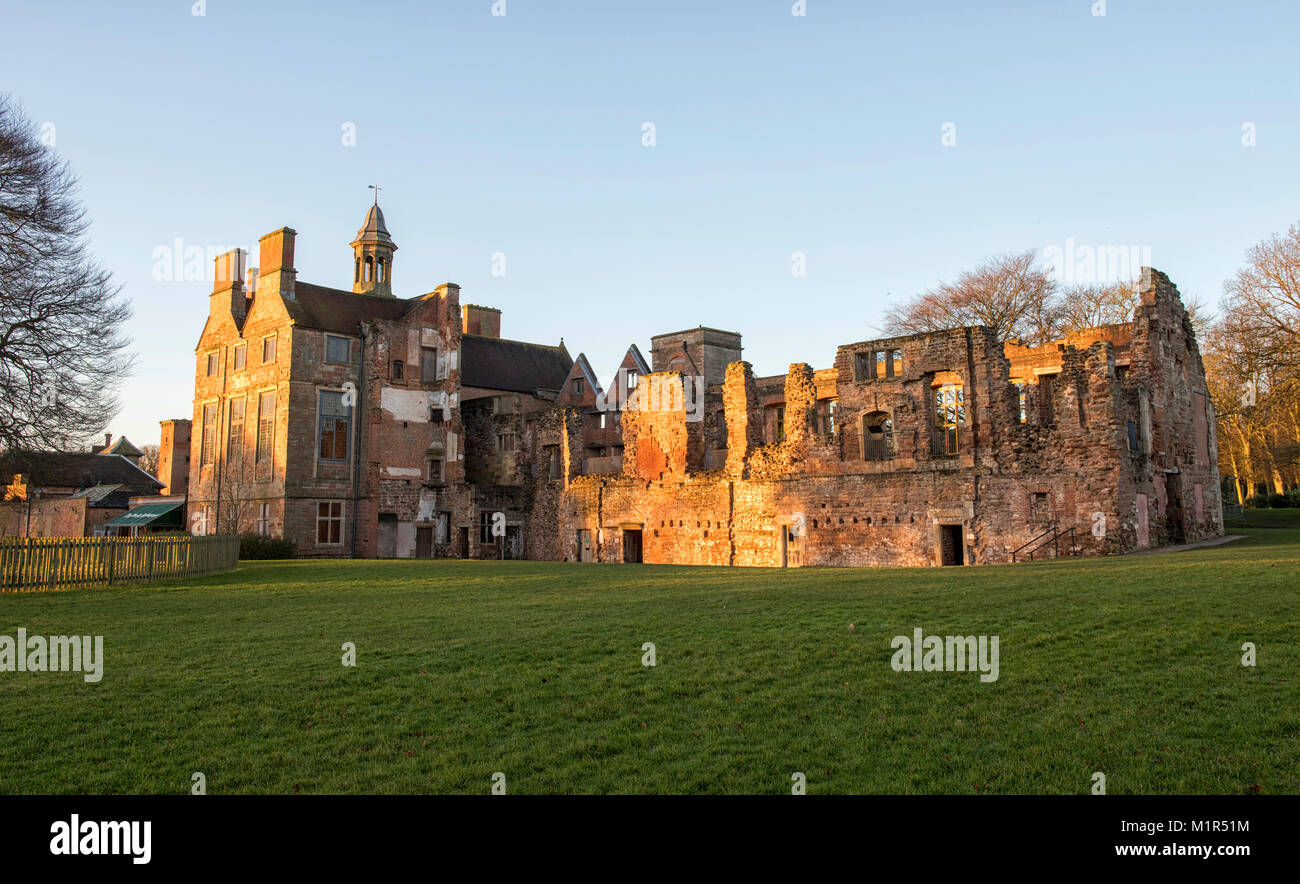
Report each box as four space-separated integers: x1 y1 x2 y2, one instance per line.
102 501 184 528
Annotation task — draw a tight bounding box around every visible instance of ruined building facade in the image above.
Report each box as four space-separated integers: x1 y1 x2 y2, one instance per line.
188 205 1222 566
562 269 1223 566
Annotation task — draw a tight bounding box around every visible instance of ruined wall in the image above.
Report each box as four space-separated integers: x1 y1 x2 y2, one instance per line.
554 267 1221 568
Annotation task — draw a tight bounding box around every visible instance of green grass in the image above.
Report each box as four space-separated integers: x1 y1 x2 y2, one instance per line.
1 527 1296 795
1226 507 1300 529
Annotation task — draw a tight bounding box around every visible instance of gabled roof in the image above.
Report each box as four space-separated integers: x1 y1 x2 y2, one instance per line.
571 353 603 395
605 343 652 393
99 436 143 458
460 334 573 394
627 343 650 375
285 282 414 334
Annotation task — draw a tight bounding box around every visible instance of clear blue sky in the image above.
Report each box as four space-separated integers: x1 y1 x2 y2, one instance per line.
4 0 1298 448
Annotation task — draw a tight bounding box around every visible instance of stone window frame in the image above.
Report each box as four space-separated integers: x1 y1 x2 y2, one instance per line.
316 500 344 546
861 410 895 461
1029 491 1051 523
255 389 277 463
1011 379 1028 423
226 396 246 463
427 457 445 484
572 376 585 396
317 388 353 463
390 359 404 381
261 334 277 365
199 401 218 466
496 432 518 453
205 350 220 377
420 347 438 383
256 502 270 537
323 334 351 366
931 375 965 456
233 343 247 372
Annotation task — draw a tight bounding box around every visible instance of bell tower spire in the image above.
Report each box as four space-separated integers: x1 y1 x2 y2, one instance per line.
351 188 397 297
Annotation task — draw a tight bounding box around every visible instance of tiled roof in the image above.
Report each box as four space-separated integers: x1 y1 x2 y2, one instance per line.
461 334 573 394
287 282 414 334
99 436 144 458
1 451 163 496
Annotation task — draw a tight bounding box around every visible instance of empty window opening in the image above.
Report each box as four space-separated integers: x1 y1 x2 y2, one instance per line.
862 411 894 460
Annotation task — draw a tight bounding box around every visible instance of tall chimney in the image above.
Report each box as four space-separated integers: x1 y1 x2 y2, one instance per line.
103 433 112 450
258 227 297 301
211 248 248 323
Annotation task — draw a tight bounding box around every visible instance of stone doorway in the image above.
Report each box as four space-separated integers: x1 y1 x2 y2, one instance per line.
939 524 965 566
415 526 432 558
780 525 803 568
622 529 643 563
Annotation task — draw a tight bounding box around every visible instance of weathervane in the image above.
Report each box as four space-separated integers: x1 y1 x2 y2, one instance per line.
368 184 382 205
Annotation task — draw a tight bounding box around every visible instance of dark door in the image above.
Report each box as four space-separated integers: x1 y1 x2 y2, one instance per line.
458 526 470 559
415 526 432 558
940 525 964 566
622 529 643 564
1165 473 1185 544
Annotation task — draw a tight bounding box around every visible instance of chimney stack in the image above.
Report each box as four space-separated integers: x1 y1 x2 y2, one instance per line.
461 304 501 338
258 227 297 301
104 433 112 450
211 248 248 324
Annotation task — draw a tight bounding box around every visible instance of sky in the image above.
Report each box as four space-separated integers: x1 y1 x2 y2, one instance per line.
3 0 1298 448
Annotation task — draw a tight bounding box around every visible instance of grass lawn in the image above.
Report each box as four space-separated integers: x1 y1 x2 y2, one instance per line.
1 527 1296 795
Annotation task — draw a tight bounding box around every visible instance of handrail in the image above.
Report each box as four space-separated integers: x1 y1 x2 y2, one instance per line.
1012 522 1058 562
1014 524 1078 562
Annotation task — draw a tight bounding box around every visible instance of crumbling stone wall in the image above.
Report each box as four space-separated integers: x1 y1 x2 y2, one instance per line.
555 266 1222 567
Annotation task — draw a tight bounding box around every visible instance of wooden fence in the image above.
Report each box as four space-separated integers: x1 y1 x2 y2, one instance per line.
0 534 240 593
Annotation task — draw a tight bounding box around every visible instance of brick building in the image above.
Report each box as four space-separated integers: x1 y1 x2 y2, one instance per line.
188 203 571 557
0 440 163 538
559 269 1223 566
186 203 1221 566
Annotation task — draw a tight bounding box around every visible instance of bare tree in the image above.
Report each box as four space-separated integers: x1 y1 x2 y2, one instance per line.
882 251 1060 345
1221 223 1300 370
0 94 133 454
1058 281 1138 331
139 442 160 476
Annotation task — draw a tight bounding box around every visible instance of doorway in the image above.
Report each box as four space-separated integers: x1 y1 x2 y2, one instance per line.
377 514 397 558
458 526 470 559
1164 473 1185 544
415 526 432 558
577 530 593 562
780 525 803 568
622 529 642 564
939 524 965 566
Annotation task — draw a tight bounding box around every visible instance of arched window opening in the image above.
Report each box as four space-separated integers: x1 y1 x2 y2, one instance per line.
862 411 894 460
